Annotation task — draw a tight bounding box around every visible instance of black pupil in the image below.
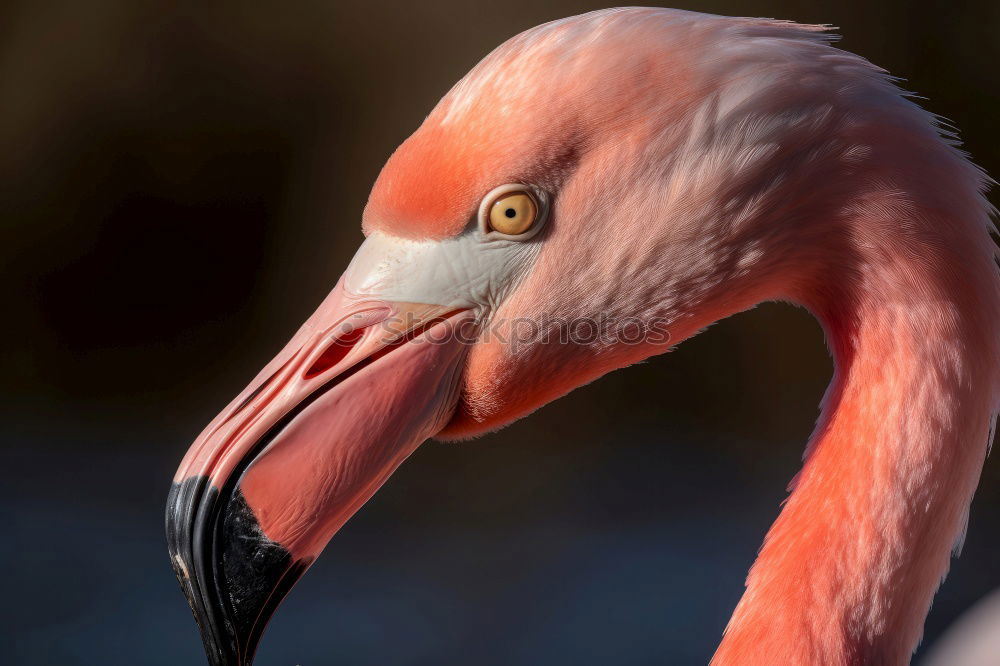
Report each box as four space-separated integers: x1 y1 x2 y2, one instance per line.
504 207 517 218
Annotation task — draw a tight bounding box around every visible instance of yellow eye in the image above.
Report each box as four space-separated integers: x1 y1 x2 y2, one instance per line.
488 191 537 235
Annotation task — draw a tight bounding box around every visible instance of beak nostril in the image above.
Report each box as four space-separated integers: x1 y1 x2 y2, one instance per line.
303 327 366 379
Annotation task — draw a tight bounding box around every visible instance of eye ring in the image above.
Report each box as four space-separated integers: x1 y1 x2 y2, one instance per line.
478 184 550 240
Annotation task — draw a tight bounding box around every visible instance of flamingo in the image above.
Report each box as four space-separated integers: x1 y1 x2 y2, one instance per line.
166 8 1000 665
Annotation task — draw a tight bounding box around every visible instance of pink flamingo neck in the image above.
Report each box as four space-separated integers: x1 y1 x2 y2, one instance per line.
713 196 1000 664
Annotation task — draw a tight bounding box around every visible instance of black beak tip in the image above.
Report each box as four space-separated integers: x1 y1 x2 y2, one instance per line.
167 477 310 666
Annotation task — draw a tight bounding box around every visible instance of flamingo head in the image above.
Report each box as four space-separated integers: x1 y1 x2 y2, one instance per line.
168 9 871 665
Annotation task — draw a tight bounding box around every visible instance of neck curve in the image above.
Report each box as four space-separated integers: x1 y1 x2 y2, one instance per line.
712 186 1000 664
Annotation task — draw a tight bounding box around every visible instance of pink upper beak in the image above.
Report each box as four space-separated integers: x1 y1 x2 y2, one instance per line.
166 277 474 666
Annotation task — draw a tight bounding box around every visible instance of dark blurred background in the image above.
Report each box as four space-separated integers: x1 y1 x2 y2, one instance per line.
2 1 998 664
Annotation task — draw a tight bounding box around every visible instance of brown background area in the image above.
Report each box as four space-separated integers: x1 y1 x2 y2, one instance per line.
2 1 998 664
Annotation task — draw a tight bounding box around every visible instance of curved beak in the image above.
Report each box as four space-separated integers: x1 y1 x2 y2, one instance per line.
166 260 476 665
